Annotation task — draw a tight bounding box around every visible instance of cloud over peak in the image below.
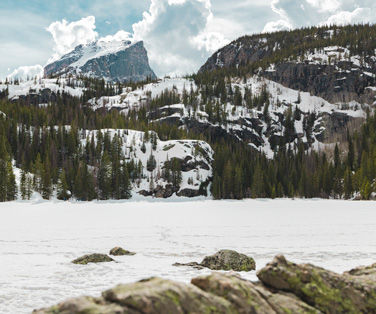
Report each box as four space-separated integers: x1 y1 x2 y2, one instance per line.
46 16 98 63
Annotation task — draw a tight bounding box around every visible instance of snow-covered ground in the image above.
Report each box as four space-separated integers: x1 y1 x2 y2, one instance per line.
1 199 376 314
0 78 85 100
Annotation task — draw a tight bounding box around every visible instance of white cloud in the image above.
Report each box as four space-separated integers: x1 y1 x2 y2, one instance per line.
265 0 376 31
99 30 133 42
192 31 229 53
46 16 98 63
132 0 228 76
263 19 292 33
7 65 44 81
306 0 341 13
321 7 372 25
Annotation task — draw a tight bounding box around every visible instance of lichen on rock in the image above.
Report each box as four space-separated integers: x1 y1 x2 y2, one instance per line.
200 250 256 272
71 253 114 265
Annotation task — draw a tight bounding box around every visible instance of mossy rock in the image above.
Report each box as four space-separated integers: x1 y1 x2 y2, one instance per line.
71 253 114 265
109 247 136 256
102 277 235 313
32 296 123 314
200 250 256 272
257 255 376 314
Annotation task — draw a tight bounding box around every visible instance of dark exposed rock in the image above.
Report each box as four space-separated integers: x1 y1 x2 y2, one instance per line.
315 112 364 143
138 190 153 197
11 88 58 106
264 62 375 105
44 41 156 83
199 36 271 73
71 253 114 265
139 185 180 198
176 188 201 198
109 247 136 256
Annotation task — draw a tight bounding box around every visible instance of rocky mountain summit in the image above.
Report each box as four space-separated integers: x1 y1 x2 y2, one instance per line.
34 255 376 314
44 40 156 83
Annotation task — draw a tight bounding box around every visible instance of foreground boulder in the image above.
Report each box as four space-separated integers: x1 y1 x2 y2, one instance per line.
174 249 256 272
34 272 319 314
71 253 114 265
34 277 234 314
192 272 321 314
257 255 376 314
34 256 376 314
109 247 136 256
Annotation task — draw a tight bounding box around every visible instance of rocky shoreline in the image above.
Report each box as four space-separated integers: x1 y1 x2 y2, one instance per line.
34 254 376 314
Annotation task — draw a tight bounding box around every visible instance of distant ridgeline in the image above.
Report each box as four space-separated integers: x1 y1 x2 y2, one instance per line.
0 24 376 201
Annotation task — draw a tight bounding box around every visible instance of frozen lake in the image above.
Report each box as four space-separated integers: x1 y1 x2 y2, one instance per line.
1 199 376 314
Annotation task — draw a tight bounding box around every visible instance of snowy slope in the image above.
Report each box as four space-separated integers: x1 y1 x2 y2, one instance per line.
61 40 134 70
0 78 85 100
88 78 197 113
116 76 368 158
80 129 213 197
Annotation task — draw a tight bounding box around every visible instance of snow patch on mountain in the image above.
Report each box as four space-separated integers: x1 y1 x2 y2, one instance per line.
88 78 197 113
80 129 213 197
61 40 135 71
0 78 85 100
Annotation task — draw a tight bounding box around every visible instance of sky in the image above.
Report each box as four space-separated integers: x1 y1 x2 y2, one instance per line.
1 0 376 80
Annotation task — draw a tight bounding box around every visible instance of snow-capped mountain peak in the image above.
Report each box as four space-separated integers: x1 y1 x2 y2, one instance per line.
44 39 156 83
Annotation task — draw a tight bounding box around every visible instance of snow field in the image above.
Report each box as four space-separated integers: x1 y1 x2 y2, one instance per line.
1 199 376 313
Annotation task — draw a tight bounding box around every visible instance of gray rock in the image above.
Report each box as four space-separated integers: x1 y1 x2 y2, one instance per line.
71 253 114 265
173 250 256 272
109 247 136 256
200 250 256 272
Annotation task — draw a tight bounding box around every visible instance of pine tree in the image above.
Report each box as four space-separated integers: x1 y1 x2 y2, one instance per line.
120 160 131 199
222 161 234 199
57 169 69 200
344 168 353 199
171 158 182 188
98 151 112 200
41 151 52 200
251 162 265 198
6 161 17 201
234 165 243 199
20 168 27 200
33 153 43 193
0 135 8 202
74 165 84 200
147 152 157 172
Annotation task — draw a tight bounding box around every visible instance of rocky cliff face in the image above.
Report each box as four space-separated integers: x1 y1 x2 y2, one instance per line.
264 62 376 105
199 27 376 107
44 41 157 83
